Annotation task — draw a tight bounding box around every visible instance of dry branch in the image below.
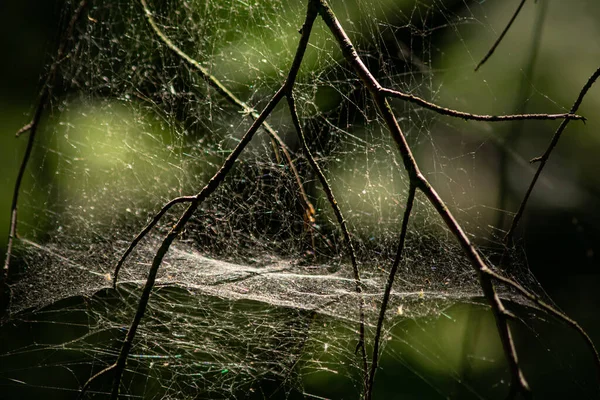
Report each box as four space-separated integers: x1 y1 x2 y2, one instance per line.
382 87 583 122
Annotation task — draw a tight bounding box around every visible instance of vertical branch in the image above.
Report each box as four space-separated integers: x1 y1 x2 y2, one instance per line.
316 1 531 395
366 184 416 400
2 0 89 316
286 93 368 386
504 67 600 245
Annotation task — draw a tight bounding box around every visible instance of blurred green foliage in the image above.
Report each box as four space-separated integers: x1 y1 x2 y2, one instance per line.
1 1 600 397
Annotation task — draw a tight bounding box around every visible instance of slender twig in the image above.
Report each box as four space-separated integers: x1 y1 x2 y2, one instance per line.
78 3 320 397
504 67 600 245
2 0 89 316
112 196 196 286
316 1 532 395
139 0 315 226
286 92 368 385
367 184 416 400
382 88 583 122
475 0 528 71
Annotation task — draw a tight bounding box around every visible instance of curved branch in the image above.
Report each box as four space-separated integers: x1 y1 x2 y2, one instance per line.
112 196 196 286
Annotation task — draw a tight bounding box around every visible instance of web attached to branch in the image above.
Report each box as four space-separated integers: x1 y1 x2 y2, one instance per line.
2 0 599 399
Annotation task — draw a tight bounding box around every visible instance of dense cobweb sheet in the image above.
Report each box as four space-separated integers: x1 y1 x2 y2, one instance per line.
12 236 478 318
2 0 600 399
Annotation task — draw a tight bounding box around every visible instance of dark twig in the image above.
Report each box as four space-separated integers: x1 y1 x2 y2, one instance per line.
2 0 89 316
286 92 368 385
367 184 416 400
78 3 319 398
475 0 528 71
77 364 116 400
316 1 532 395
504 67 600 246
382 88 583 122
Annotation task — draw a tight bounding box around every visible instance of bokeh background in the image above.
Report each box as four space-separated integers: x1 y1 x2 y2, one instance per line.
1 0 600 398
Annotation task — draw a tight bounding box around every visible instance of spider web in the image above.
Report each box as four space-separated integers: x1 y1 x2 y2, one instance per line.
2 0 599 399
